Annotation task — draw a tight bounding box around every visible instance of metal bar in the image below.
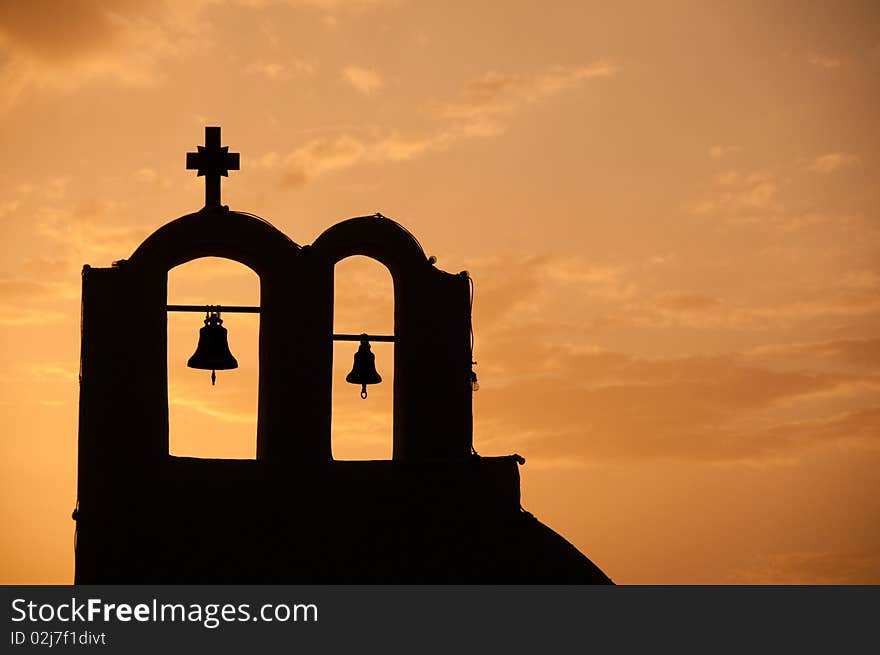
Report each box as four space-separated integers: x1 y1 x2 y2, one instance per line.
167 305 260 313
166 306 396 342
333 334 396 342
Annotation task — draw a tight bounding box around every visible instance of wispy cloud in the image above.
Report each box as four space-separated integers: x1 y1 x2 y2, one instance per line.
0 1 206 107
692 170 780 214
246 59 316 80
268 61 618 187
342 65 383 94
748 337 880 369
0 276 78 326
440 62 617 119
25 363 78 381
807 152 861 173
0 277 62 301
171 395 255 424
0 306 68 326
708 145 740 159
280 0 401 9
454 251 880 466
0 0 402 106
730 549 880 584
273 126 451 187
654 292 721 314
34 197 149 264
807 54 842 70
474 340 877 464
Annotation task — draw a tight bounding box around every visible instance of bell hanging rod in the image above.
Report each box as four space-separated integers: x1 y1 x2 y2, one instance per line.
167 304 260 313
166 305 396 342
333 333 396 343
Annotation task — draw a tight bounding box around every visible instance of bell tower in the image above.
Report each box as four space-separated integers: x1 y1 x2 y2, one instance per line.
74 127 612 583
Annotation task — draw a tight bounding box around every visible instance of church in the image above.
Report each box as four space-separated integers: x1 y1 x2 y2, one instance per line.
74 127 612 584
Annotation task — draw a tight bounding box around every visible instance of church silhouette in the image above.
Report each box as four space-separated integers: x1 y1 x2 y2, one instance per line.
74 127 612 584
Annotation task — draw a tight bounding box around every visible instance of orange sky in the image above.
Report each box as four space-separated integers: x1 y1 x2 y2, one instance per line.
1 0 879 584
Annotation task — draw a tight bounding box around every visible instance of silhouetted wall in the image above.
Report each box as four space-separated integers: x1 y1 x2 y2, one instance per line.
75 207 611 583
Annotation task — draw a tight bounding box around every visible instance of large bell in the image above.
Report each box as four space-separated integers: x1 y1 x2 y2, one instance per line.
346 337 382 399
187 312 238 385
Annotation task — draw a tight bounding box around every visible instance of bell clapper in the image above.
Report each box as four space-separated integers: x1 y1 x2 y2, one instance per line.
211 370 216 386
361 385 368 399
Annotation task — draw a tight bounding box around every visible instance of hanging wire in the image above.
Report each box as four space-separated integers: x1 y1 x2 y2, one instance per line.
467 271 481 457
74 267 86 562
467 272 479 393
235 210 300 248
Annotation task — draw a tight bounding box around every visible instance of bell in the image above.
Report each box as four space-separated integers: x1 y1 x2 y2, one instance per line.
346 337 382 399
187 311 238 385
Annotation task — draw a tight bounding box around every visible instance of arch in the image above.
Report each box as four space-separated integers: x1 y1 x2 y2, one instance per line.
331 255 395 460
309 215 473 461
117 207 309 464
167 257 260 459
130 207 300 275
311 214 429 277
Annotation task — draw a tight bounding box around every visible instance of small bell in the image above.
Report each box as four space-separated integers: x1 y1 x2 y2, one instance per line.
346 336 382 399
187 311 238 385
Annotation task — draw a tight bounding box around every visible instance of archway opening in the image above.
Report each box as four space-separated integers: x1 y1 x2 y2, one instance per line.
332 255 394 460
167 257 259 459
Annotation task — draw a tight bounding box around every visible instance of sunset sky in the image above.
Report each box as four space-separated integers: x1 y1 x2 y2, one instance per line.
1 0 879 584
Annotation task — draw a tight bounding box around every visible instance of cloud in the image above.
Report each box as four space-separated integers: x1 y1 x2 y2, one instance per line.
691 170 780 214
279 134 370 186
439 62 618 122
0 0 206 107
273 61 617 186
474 339 877 464
468 252 880 342
171 395 255 424
0 198 21 219
654 293 721 314
808 152 861 173
708 145 740 159
245 59 316 80
25 363 78 381
691 160 869 238
133 167 172 190
0 275 78 326
459 252 880 465
644 291 880 331
730 550 880 584
277 129 461 187
20 256 74 277
333 256 393 333
35 197 149 264
807 54 842 70
0 0 127 61
0 306 67 326
464 254 637 338
754 210 862 234
277 0 400 9
840 270 880 290
748 337 880 370
0 277 60 301
342 65 383 94
0 0 404 107
747 293 880 323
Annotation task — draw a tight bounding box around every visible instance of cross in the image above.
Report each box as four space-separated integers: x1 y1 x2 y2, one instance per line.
186 126 240 208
